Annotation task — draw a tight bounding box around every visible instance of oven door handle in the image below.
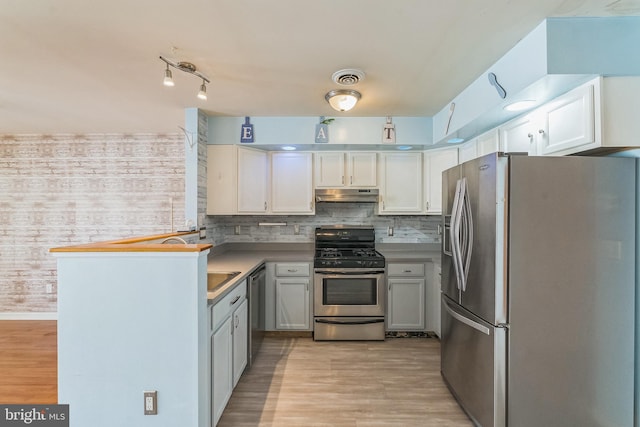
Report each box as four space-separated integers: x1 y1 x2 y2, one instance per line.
314 270 385 275
314 318 385 325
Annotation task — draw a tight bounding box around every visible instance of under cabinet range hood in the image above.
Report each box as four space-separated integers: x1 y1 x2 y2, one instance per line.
315 188 379 203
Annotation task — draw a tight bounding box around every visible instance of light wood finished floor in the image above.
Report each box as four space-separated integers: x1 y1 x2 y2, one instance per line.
0 320 57 404
219 337 472 427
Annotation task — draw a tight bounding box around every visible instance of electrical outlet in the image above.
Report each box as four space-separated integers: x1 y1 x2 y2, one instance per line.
144 391 157 415
294 224 300 235
388 226 394 236
234 225 241 235
46 284 53 294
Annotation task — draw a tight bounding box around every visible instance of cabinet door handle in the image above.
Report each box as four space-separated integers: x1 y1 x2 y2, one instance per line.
404 270 412 273
350 176 353 185
287 269 297 273
426 201 430 210
230 295 241 306
264 201 267 211
342 175 345 185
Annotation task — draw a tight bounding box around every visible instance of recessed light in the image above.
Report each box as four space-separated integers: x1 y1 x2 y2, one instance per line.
504 100 536 112
281 145 296 151
447 138 465 144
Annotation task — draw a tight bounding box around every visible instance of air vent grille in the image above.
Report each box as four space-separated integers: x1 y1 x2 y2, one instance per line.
332 69 365 86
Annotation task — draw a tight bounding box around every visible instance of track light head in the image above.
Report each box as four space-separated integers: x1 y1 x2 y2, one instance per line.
163 65 174 87
197 80 207 100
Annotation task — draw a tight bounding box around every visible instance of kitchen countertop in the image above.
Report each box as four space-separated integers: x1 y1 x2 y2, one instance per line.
207 243 314 302
206 242 442 303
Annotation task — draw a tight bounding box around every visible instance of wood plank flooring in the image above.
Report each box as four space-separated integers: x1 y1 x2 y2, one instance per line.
0 322 471 426
0 321 57 404
219 337 472 427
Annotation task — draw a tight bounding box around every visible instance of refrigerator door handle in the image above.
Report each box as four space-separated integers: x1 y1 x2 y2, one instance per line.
450 179 464 290
459 178 474 292
443 298 490 335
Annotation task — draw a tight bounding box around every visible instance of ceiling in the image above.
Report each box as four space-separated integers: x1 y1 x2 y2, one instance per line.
2 0 639 135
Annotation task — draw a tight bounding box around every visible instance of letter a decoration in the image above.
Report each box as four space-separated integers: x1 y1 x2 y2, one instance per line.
315 116 332 143
240 117 254 143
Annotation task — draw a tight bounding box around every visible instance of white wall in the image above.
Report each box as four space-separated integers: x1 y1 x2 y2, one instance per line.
55 251 209 427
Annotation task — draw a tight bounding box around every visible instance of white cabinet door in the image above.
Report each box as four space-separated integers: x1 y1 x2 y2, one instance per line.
207 145 238 215
424 148 458 215
314 152 345 187
424 262 441 337
348 152 377 187
271 152 314 214
378 152 423 215
315 152 377 188
212 317 232 426
499 114 539 155
387 278 426 330
458 140 478 163
237 147 268 214
276 278 310 330
232 298 248 387
476 129 500 157
539 82 596 156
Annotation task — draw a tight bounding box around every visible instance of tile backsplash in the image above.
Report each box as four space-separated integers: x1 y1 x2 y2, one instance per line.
203 203 441 245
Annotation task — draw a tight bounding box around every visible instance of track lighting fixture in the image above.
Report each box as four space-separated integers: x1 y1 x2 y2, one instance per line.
197 79 207 100
159 55 210 101
163 63 174 87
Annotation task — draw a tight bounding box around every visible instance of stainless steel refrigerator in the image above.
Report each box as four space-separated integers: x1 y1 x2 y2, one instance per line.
440 153 636 427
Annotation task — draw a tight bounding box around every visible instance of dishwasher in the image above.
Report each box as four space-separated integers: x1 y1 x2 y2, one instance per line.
248 264 266 367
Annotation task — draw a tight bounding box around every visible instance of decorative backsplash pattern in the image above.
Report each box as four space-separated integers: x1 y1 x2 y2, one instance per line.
203 203 442 245
0 134 185 313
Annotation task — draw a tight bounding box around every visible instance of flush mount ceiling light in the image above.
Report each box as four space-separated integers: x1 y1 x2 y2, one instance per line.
325 89 361 112
325 68 365 112
159 55 210 101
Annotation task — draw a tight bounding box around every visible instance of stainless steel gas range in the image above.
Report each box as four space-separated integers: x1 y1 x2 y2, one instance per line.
313 225 386 341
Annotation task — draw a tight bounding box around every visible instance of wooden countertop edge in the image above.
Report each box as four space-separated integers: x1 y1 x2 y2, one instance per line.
49 232 213 253
50 243 212 253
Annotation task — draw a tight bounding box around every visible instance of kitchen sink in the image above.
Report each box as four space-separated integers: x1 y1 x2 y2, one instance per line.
207 271 241 291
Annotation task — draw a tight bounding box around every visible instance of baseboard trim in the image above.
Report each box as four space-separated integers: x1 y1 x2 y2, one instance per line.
0 312 58 320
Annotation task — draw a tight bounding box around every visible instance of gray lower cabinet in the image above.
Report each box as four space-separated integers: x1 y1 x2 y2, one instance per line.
386 263 426 331
210 280 248 426
265 262 313 331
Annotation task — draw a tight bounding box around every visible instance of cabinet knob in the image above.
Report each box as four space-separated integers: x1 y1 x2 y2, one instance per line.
527 133 534 140
538 129 545 135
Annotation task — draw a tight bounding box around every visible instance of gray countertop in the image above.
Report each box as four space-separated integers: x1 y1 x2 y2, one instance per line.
206 242 441 303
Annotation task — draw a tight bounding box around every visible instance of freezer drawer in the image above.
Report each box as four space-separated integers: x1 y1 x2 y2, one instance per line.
441 296 506 427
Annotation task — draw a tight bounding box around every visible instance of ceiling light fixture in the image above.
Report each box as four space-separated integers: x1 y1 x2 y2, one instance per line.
159 55 210 101
197 79 207 100
163 64 174 87
325 89 361 112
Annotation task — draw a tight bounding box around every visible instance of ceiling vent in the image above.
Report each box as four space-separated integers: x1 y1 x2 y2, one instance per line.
332 69 365 86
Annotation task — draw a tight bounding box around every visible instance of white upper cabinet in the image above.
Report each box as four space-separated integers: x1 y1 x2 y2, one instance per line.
348 152 377 187
237 147 269 214
207 145 237 215
315 152 377 188
499 113 540 156
423 148 458 215
538 78 597 156
457 140 478 164
476 129 500 158
270 152 314 214
378 152 423 215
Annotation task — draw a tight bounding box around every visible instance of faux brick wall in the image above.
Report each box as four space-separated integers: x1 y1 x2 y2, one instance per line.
0 133 185 313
